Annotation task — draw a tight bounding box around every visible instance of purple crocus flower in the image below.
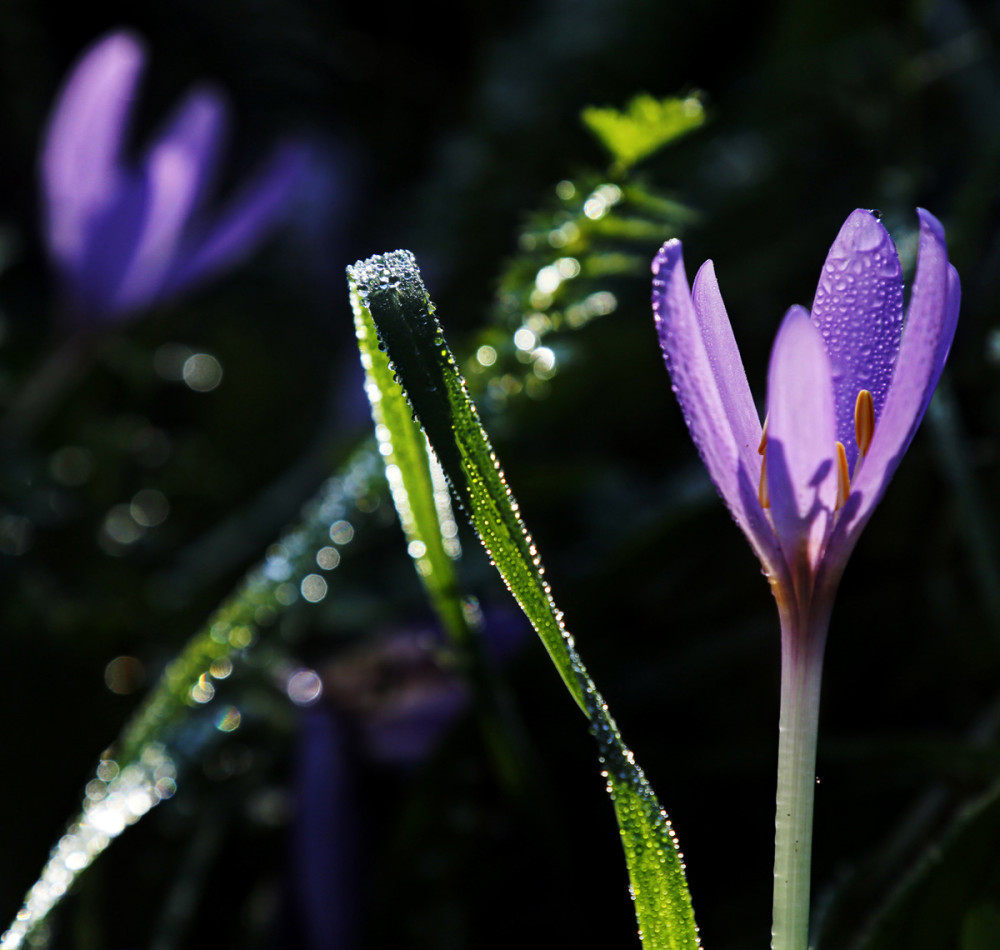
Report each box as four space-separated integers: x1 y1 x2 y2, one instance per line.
653 208 958 640
41 29 305 325
652 208 959 950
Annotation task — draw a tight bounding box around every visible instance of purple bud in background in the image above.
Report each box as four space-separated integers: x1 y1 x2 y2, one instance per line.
41 29 306 326
284 606 529 948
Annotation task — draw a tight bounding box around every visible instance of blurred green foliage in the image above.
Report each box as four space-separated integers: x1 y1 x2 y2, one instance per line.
581 93 706 172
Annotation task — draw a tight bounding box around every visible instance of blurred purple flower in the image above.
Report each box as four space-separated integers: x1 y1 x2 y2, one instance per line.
323 606 527 767
41 29 305 325
283 607 529 949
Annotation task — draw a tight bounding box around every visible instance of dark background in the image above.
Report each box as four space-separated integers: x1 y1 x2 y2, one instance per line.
0 1 999 948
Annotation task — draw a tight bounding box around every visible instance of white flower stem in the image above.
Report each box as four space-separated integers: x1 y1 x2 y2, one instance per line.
771 602 830 950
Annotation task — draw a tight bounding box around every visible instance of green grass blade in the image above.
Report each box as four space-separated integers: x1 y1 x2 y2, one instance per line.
352 278 472 648
352 269 548 796
347 249 701 950
349 250 584 709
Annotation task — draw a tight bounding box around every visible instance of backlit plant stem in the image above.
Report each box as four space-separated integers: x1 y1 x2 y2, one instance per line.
771 595 831 950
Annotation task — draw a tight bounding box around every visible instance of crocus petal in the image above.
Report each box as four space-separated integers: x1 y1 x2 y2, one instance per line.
933 265 962 396
72 171 152 319
146 87 228 220
692 260 763 474
111 90 229 311
810 209 904 472
653 240 782 570
765 306 837 573
42 31 144 271
170 142 307 293
841 209 959 541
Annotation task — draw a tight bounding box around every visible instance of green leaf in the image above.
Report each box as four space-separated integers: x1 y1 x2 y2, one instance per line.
352 272 531 792
347 250 700 950
581 94 705 171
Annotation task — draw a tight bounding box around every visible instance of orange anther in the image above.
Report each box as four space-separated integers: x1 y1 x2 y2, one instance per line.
855 389 874 459
758 415 769 455
758 451 770 509
835 441 850 510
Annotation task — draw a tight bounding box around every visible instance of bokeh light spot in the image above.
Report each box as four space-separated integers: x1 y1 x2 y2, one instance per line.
215 706 241 732
182 353 223 392
329 520 354 545
100 504 145 550
190 674 215 704
287 669 323 706
129 489 169 527
555 179 576 200
316 546 341 570
104 656 145 695
514 328 536 351
300 573 328 603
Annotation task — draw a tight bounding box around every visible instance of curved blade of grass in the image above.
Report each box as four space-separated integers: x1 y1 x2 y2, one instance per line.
352 287 472 649
347 250 700 950
352 274 531 793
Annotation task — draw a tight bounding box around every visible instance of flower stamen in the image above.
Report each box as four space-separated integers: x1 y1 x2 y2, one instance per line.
758 417 770 509
835 441 850 510
759 451 770 509
854 389 874 459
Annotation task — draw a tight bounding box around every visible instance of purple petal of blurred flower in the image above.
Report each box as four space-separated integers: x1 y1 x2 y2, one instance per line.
287 709 360 950
283 608 529 947
324 627 471 768
652 208 959 623
41 29 306 325
323 606 530 768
